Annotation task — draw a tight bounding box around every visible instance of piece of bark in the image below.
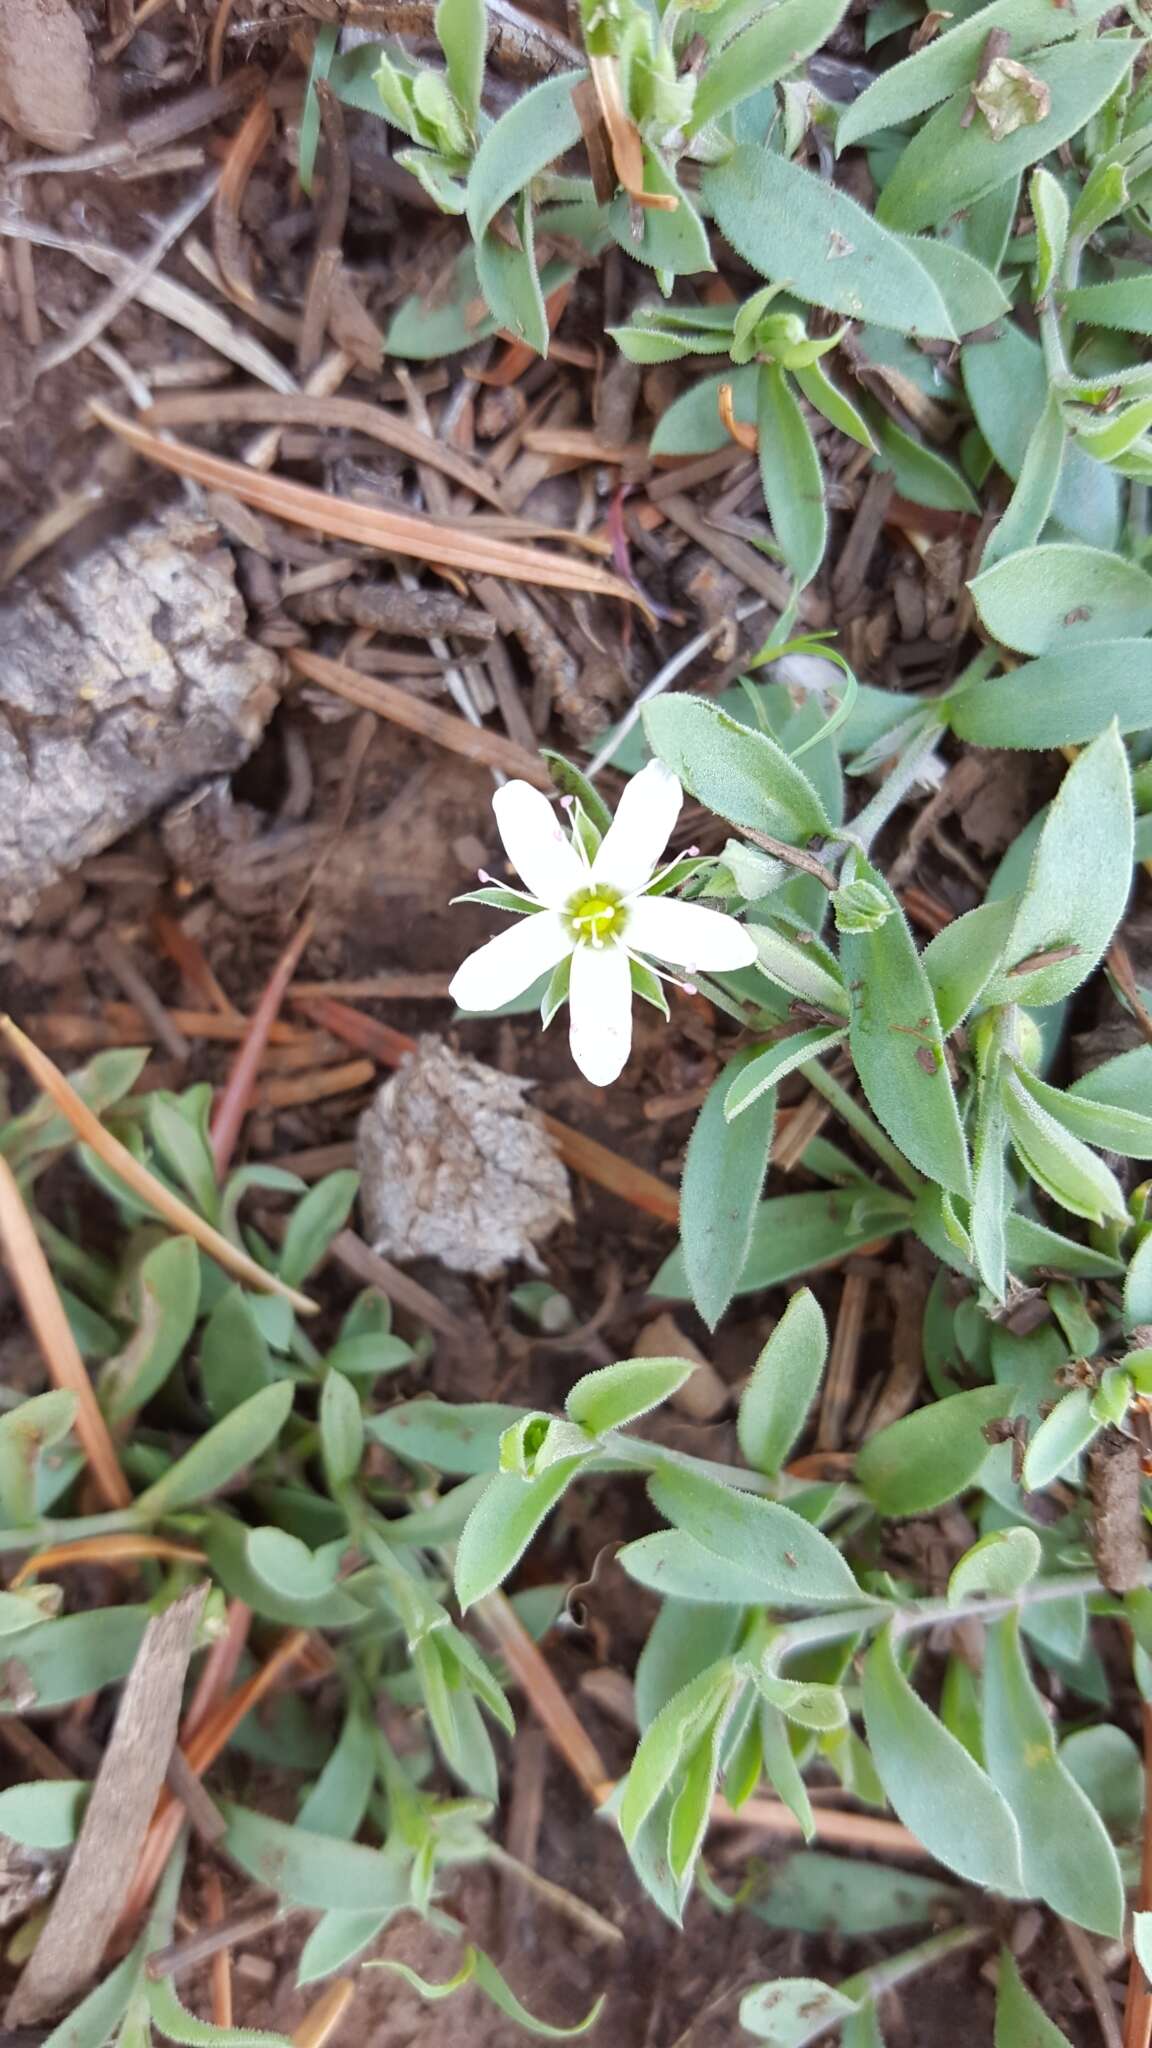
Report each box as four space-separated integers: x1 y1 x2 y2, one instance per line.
0 0 96 150
6 1584 207 2026
1089 1430 1148 1595
0 512 279 928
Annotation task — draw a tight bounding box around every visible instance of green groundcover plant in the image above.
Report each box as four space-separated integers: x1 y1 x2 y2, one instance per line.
9 0 1152 2041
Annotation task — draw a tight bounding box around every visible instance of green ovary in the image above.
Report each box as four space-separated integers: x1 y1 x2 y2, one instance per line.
566 885 628 946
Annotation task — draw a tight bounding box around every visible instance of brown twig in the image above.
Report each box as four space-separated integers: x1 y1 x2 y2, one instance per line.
298 84 351 375
816 1266 873 1452
205 1869 233 2029
91 408 644 605
96 932 191 1064
740 827 839 892
291 1979 357 2048
7 1585 208 2026
476 1591 613 1806
207 0 235 83
210 914 316 1176
287 647 553 787
0 1018 316 1313
152 914 242 1018
256 1059 375 1111
1063 1917 1124 2048
712 1796 925 1855
1108 941 1152 1052
0 1155 131 1511
212 91 275 311
146 1892 284 1981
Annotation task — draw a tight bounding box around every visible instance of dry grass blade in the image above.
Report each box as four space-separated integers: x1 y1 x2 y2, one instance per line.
144 390 509 508
9 1536 206 1588
292 1979 357 2048
0 219 298 393
91 407 645 604
0 1154 131 1510
6 1583 208 2027
712 1796 926 1855
476 1591 613 1806
210 913 316 1176
0 1017 316 1313
288 647 552 786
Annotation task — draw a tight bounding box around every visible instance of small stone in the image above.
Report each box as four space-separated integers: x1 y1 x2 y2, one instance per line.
357 1037 572 1279
632 1311 729 1421
0 0 96 150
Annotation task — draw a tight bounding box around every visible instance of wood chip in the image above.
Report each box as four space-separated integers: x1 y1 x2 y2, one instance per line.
6 1584 207 2026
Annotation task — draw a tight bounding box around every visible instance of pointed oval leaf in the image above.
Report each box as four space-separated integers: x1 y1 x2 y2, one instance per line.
222 1802 413 1912
995 1950 1074 2048
757 361 826 592
837 0 1115 146
648 1465 867 1606
1021 1386 1099 1492
737 1288 827 1477
703 145 955 339
840 858 970 1197
857 1384 1011 1517
970 545 1152 656
566 1357 694 1436
465 70 585 239
876 40 1138 235
982 1613 1124 1935
133 1381 295 1517
455 1456 590 1608
739 1979 859 2047
726 1029 847 1123
678 1052 776 1332
982 725 1133 1007
690 0 850 131
949 640 1152 748
618 1529 773 1605
862 1625 1024 1892
644 693 830 842
948 1528 1043 1606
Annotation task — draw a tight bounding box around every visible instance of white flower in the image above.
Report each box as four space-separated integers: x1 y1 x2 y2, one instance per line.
450 760 758 1087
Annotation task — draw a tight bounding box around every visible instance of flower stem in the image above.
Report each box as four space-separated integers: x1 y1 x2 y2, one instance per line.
842 721 943 861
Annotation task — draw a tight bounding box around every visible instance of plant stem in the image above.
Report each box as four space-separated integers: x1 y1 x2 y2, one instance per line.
842 1923 986 2007
766 1565 1150 1668
798 1061 924 1198
842 721 943 861
602 1432 863 1506
0 1507 146 1553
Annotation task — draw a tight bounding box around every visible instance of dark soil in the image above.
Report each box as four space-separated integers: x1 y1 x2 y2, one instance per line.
0 0 1139 2040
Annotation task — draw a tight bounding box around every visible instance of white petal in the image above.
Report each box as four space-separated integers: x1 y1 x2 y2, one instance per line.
569 941 633 1086
626 896 758 972
492 781 585 908
592 759 682 895
450 912 571 1013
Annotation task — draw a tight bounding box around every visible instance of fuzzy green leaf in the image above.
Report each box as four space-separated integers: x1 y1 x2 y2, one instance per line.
862 1625 1024 1892
704 146 956 338
737 1288 827 1478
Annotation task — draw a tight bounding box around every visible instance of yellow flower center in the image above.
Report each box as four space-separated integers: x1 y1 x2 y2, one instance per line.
566 885 627 946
